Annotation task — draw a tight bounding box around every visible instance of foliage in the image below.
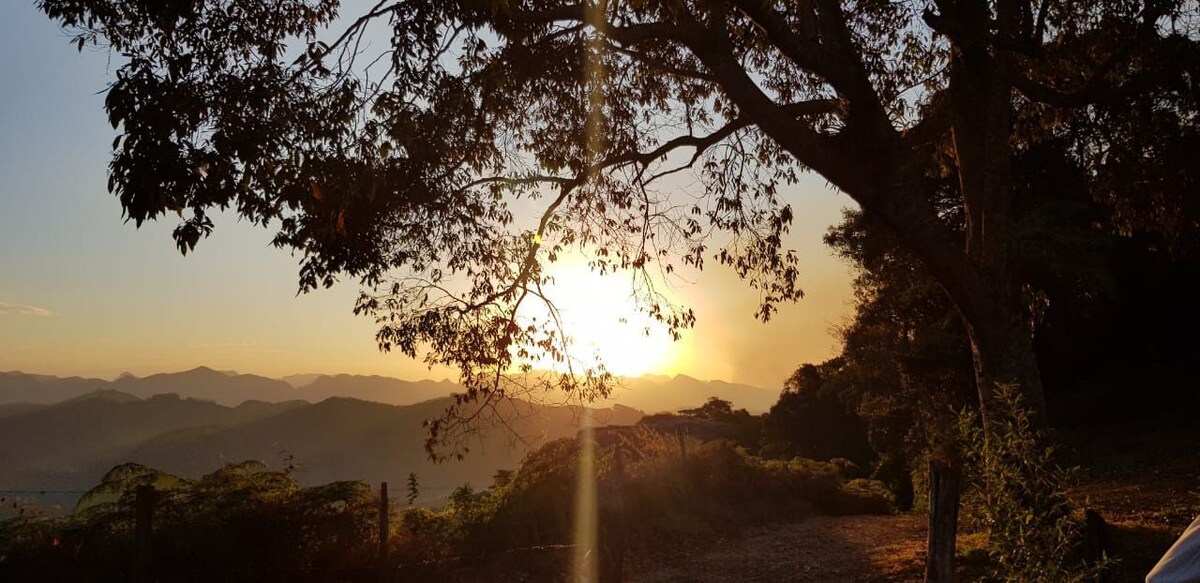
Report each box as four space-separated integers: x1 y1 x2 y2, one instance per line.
677 396 762 449
39 0 1200 457
960 384 1109 583
405 471 420 506
780 127 1200 509
388 425 893 569
459 426 891 557
760 362 873 467
0 462 379 583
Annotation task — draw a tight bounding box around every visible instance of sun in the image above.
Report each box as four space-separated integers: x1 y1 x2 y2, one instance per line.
524 262 678 378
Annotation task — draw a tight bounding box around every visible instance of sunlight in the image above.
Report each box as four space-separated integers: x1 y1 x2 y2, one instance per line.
534 262 678 378
573 8 607 582
572 408 598 582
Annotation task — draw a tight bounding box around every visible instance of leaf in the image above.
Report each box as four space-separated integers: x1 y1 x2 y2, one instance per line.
310 179 323 201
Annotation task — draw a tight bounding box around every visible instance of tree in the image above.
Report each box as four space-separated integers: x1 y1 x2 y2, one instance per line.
678 396 736 420
40 0 1199 579
760 362 873 469
406 472 420 506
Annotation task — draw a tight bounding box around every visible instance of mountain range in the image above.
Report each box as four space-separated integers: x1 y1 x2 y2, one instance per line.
0 388 643 511
0 367 780 512
0 367 781 413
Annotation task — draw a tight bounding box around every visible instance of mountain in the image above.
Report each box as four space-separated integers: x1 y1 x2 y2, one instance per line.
1 368 778 415
1 369 460 408
125 396 642 501
64 388 141 404
0 393 305 491
109 367 297 406
0 371 110 404
294 374 457 406
282 373 323 388
0 402 46 420
0 393 641 507
605 374 780 414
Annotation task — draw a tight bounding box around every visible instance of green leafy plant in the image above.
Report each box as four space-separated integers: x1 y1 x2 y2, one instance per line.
960 384 1110 582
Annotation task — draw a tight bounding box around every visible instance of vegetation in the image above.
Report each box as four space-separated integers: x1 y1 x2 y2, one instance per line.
38 0 1198 442
959 384 1107 582
0 426 890 582
0 462 379 582
32 0 1200 578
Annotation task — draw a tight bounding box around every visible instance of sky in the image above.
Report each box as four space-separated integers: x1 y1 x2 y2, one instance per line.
0 2 858 390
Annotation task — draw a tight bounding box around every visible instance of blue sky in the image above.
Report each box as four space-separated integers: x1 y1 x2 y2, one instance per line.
0 2 856 388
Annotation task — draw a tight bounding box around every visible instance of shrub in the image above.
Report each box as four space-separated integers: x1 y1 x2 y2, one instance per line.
960 384 1110 582
0 462 380 583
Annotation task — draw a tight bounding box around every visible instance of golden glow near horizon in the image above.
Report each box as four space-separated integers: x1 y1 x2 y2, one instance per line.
0 0 857 392
528 262 681 378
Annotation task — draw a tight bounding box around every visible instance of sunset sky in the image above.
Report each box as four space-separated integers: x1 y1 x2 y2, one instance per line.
0 2 857 390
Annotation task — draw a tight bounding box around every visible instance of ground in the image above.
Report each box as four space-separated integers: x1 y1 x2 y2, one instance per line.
405 421 1196 582
1061 421 1200 582
631 514 927 582
627 421 1199 583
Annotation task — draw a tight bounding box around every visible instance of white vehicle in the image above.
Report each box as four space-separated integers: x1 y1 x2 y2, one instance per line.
1148 516 1200 582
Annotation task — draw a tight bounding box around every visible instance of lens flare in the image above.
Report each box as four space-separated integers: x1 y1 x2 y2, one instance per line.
574 4 607 581
572 409 598 582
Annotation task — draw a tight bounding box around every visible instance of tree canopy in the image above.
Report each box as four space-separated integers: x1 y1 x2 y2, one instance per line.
39 0 1199 446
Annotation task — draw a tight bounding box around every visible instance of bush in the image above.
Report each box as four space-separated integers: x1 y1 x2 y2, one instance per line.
0 462 380 583
467 426 892 558
961 384 1110 582
0 432 896 581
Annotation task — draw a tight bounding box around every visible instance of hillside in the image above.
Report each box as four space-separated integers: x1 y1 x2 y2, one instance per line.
125 397 643 501
0 391 304 491
610 374 780 414
0 371 111 405
0 391 643 509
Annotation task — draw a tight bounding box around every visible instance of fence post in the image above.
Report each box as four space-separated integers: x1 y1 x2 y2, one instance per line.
378 482 390 582
133 484 154 583
924 459 961 583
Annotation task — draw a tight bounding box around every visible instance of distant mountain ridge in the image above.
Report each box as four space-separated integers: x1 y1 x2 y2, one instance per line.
608 374 779 414
0 367 458 408
0 366 779 511
0 390 642 509
0 368 781 413
0 391 306 492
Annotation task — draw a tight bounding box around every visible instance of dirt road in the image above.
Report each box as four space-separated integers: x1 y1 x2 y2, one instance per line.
631 514 928 582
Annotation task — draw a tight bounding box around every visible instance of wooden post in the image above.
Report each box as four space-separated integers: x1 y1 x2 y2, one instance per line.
925 460 961 583
133 484 154 583
378 482 390 582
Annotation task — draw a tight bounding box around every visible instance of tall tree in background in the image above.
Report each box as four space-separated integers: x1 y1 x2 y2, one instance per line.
40 0 1199 578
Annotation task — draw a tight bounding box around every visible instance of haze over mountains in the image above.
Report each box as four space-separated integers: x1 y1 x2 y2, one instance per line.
0 388 641 507
0 367 780 413
0 368 455 408
0 367 780 511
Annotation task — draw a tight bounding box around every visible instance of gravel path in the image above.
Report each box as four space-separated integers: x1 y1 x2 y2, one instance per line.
631 514 928 582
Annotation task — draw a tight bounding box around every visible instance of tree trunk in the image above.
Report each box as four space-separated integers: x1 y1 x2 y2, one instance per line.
924 5 1048 578
925 459 962 583
964 293 1047 422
